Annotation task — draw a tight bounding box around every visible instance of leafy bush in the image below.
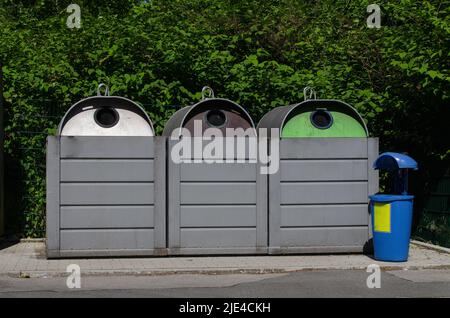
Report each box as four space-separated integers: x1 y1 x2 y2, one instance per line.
0 0 448 237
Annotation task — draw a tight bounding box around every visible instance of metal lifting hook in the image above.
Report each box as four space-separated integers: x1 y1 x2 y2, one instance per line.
201 86 215 100
303 86 317 101
97 83 110 96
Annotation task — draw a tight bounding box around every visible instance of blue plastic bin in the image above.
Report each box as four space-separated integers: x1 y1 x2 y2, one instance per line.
370 152 418 262
369 194 414 262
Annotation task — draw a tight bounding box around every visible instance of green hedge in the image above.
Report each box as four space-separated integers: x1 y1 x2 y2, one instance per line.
0 0 449 238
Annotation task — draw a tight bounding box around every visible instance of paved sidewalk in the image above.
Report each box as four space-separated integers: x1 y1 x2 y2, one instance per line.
0 241 449 277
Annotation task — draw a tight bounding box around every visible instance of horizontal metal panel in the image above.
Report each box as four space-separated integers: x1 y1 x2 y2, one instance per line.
280 159 368 181
60 136 154 158
61 159 154 182
280 204 368 227
169 137 258 160
268 246 364 254
60 206 154 229
280 182 368 204
280 138 368 159
60 183 154 205
168 247 266 255
60 229 154 250
180 163 257 182
280 227 368 247
180 228 257 248
180 183 256 204
180 206 257 227
52 249 164 258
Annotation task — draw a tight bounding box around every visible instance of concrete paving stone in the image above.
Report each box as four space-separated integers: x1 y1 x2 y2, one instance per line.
12 256 26 272
138 258 164 269
133 260 149 270
107 259 120 270
101 259 112 270
34 260 48 271
106 260 118 270
19 259 32 271
91 259 104 271
29 259 40 272
76 259 92 271
118 258 131 270
59 259 73 271
47 260 60 271
85 259 97 270
118 259 140 270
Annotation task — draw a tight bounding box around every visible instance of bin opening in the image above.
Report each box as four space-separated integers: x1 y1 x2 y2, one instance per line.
310 109 333 129
206 109 227 128
94 107 119 128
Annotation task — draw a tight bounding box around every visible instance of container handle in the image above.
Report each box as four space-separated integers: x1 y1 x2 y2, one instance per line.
97 83 110 96
303 86 317 101
201 86 215 100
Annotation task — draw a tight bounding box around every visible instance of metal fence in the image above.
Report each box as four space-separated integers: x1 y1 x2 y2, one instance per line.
415 171 450 247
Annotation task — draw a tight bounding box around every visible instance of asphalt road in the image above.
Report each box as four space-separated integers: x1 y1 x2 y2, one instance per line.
0 269 449 298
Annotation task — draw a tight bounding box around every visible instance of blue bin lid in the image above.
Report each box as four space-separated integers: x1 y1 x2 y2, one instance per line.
369 194 414 202
373 152 418 170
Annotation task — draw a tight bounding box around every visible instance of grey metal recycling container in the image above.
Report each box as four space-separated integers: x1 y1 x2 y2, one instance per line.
163 92 268 255
46 87 166 258
258 98 379 254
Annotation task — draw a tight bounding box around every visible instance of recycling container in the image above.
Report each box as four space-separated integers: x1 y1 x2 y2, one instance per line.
258 93 379 254
163 87 267 255
46 84 166 258
369 152 418 261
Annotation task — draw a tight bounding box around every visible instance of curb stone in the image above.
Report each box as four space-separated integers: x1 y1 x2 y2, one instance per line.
4 263 450 279
411 240 450 254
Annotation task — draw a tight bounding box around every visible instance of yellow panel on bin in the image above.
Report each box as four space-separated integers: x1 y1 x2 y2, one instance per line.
374 202 391 233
